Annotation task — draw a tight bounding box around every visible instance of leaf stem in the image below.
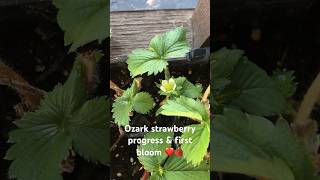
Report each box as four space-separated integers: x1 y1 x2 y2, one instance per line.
294 72 320 127
202 85 210 102
164 67 170 80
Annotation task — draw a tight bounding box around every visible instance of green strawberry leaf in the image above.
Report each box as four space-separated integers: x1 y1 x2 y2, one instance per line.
149 27 189 58
112 81 154 126
132 92 154 114
156 96 210 165
137 132 210 179
212 48 287 116
157 96 209 122
211 48 243 90
181 123 210 166
111 82 137 126
137 132 173 172
271 69 297 98
174 77 203 99
6 121 71 180
229 57 287 116
159 155 210 179
127 27 190 77
211 47 244 81
213 108 319 180
53 0 109 51
5 57 108 180
128 49 168 77
112 98 133 126
69 97 108 164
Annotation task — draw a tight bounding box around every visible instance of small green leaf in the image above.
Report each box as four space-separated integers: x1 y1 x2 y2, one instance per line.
133 92 154 114
112 96 133 126
213 108 319 180
111 81 137 126
53 0 109 51
174 77 203 99
271 69 297 98
112 81 154 126
127 27 190 77
157 96 209 122
123 79 139 98
181 123 210 166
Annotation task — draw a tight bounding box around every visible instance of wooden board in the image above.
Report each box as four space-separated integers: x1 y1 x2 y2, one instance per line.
191 0 210 48
110 9 194 63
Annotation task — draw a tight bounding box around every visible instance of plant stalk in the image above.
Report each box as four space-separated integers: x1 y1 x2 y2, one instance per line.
164 67 170 80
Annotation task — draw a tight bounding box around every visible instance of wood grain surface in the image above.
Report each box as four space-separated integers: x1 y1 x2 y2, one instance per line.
110 9 194 63
191 0 210 48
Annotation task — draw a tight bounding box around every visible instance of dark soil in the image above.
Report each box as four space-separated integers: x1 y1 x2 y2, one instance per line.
212 0 320 179
0 2 108 180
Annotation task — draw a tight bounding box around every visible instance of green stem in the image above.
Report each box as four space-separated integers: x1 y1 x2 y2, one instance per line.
164 67 170 80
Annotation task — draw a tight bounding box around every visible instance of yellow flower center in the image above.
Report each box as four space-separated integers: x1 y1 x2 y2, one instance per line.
160 78 176 93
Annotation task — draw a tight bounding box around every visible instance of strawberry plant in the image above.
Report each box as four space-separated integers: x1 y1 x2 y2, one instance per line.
111 27 210 179
2 0 109 179
212 48 320 180
5 54 108 180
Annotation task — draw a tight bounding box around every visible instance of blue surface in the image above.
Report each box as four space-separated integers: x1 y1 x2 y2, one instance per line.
111 0 198 11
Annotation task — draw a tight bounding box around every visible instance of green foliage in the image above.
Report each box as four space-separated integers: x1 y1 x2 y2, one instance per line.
157 96 209 123
213 108 319 180
211 47 244 88
127 27 190 77
69 97 109 163
53 0 109 51
5 57 108 180
128 49 169 77
212 48 287 116
137 132 173 172
272 69 297 98
212 48 319 179
112 27 209 177
271 69 297 113
161 77 202 98
112 80 154 126
157 96 210 165
181 124 210 166
137 132 210 179
133 92 154 114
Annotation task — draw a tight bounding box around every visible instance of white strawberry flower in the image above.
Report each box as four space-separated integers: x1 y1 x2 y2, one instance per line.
160 78 176 93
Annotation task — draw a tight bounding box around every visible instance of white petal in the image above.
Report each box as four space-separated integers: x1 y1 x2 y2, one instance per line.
162 80 168 86
160 86 167 92
169 78 175 84
172 83 176 90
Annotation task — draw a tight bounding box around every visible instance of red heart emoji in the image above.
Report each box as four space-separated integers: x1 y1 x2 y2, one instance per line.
165 147 174 156
175 147 183 157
